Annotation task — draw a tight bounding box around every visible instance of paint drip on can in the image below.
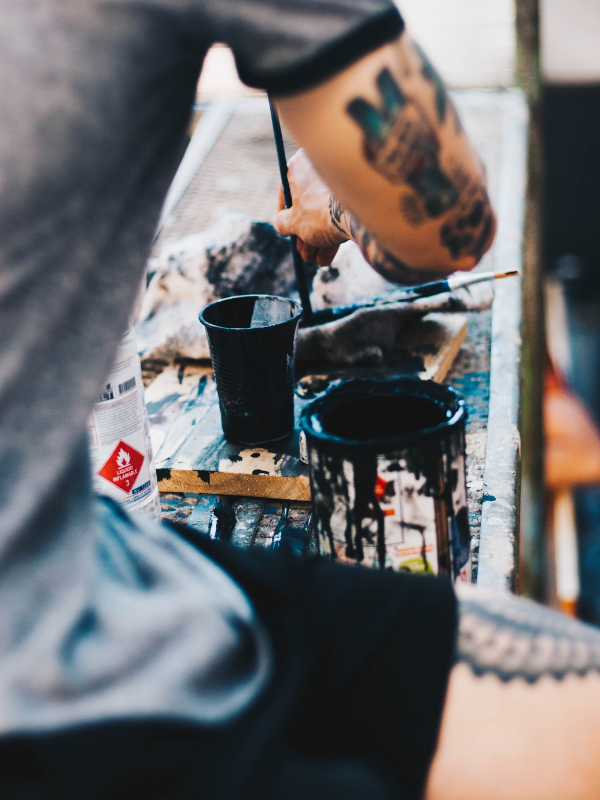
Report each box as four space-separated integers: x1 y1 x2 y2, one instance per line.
88 325 161 520
301 377 471 583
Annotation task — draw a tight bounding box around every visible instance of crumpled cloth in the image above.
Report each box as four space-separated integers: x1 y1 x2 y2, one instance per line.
136 216 493 366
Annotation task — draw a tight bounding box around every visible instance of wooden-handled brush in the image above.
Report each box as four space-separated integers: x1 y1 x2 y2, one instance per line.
269 98 315 326
309 269 520 325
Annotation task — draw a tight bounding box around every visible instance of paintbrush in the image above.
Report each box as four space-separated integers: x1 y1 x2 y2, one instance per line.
269 98 315 325
271 504 312 557
309 269 520 325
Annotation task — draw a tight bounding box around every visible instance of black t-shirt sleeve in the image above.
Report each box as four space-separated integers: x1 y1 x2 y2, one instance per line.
200 0 404 95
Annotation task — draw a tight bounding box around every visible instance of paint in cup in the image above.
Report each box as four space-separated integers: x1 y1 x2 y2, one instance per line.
199 294 302 445
301 377 471 582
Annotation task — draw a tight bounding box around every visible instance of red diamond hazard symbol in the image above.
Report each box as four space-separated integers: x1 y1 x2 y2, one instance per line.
97 440 145 495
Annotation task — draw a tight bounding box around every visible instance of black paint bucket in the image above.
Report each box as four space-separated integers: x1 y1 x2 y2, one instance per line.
199 294 302 445
301 377 471 582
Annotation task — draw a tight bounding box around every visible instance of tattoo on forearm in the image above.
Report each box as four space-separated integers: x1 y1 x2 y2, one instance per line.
455 590 600 683
346 67 494 261
328 194 442 285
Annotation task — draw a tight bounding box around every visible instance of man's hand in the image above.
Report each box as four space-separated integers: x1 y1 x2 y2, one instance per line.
273 149 347 266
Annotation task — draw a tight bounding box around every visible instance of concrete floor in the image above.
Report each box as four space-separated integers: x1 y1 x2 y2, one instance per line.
398 0 515 88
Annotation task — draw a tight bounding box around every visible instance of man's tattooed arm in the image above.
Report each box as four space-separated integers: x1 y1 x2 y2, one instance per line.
345 58 495 264
329 195 447 285
455 587 600 683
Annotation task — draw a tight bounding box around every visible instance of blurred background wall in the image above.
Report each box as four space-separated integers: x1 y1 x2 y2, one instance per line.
390 0 515 88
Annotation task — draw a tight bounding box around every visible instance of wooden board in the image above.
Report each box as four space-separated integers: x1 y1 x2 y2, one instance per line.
145 312 467 501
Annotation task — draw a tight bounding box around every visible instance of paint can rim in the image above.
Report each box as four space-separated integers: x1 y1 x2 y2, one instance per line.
300 377 466 451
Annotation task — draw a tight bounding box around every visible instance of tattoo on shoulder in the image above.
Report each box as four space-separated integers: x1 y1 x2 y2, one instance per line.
452 103 463 134
369 245 432 285
347 68 457 220
413 41 464 136
440 181 495 261
456 589 600 683
413 42 447 124
329 195 347 237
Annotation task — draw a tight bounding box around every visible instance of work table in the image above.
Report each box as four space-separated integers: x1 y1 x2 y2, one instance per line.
149 90 527 589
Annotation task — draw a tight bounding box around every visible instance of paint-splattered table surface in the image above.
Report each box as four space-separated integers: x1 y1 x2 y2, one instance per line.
156 308 490 576
150 90 526 588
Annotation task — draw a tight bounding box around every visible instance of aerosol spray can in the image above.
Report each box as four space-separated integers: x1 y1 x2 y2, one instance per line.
88 325 161 520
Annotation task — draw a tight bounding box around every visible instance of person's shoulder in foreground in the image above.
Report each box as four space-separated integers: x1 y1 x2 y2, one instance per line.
0 0 412 745
272 4 495 283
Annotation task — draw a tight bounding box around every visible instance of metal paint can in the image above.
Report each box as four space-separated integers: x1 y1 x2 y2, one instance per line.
301 377 471 582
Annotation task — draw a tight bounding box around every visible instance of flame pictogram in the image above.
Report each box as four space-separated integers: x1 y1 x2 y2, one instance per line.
97 440 145 495
116 448 131 468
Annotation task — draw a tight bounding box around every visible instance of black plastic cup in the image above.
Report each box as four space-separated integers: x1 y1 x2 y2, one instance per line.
199 295 302 445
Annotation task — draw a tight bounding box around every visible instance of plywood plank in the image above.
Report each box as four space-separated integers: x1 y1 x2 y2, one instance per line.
146 312 467 500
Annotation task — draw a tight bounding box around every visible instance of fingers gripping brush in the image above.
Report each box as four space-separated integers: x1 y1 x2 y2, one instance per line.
308 268 520 325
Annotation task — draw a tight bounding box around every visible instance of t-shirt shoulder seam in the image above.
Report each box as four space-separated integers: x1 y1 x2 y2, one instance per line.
237 6 404 96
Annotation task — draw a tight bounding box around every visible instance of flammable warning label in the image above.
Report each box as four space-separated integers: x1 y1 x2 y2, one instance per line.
97 440 145 494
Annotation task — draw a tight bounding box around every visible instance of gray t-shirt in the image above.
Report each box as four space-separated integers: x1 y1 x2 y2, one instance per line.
0 0 402 734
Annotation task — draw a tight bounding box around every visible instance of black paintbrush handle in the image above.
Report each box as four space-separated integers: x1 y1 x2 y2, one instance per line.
270 102 293 208
208 496 236 541
268 98 314 324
